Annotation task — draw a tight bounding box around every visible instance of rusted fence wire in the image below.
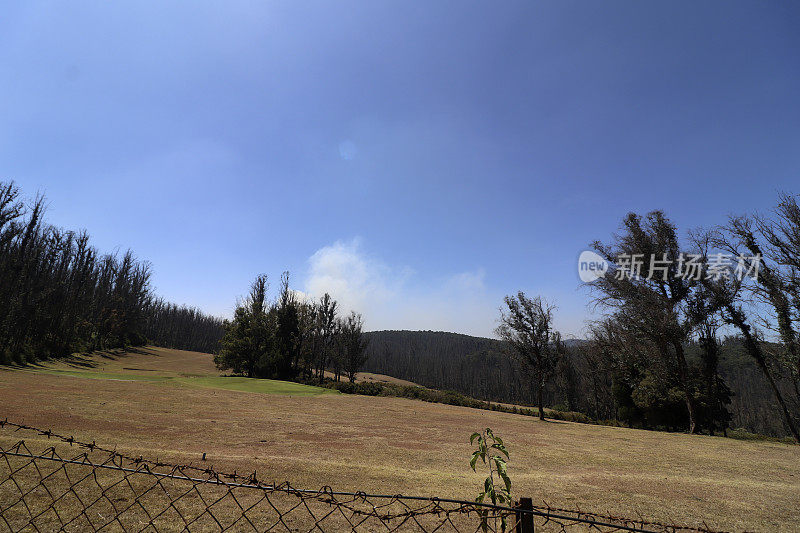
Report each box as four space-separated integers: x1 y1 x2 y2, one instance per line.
0 420 721 532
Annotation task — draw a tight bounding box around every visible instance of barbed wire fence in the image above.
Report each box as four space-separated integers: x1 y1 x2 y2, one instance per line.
0 419 723 533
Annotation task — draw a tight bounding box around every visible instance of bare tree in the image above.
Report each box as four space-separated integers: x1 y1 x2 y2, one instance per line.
496 292 562 420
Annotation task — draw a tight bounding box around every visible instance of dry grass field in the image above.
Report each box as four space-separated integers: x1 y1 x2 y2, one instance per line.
325 369 422 387
1 347 798 531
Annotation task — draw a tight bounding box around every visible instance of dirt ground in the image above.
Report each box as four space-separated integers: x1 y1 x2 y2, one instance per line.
0 347 798 531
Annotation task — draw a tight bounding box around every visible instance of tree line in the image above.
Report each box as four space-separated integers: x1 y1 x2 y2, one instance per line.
143 299 224 355
498 194 800 442
0 180 223 364
363 193 800 442
500 196 799 442
5 176 797 441
213 273 369 382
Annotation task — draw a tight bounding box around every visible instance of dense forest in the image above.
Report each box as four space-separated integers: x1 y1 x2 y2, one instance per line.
0 180 223 363
361 331 610 417
362 330 798 437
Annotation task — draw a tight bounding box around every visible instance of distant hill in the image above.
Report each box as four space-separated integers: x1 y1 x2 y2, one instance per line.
362 330 533 405
362 330 798 437
362 331 594 408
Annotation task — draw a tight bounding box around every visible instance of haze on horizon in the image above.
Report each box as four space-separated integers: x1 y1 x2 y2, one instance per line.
2 2 799 338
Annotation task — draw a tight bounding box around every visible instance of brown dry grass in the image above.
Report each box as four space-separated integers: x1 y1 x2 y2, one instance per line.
1 347 798 532
324 370 422 387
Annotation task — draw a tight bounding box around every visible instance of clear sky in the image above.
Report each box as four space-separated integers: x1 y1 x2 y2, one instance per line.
2 2 799 337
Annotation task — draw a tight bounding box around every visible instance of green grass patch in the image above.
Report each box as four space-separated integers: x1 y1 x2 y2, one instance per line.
23 367 337 397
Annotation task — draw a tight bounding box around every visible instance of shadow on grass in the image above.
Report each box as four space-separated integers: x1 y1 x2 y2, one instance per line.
80 345 159 363
1 345 162 371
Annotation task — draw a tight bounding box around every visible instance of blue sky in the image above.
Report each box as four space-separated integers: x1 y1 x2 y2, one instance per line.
2 2 799 337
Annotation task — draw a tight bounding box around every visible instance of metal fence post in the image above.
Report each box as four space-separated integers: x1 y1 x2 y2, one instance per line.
515 497 534 533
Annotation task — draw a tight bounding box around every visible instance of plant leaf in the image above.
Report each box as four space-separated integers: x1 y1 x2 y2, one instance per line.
500 471 511 493
470 451 480 471
491 443 509 458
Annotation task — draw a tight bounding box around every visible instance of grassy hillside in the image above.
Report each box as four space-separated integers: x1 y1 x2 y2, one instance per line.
1 347 798 531
24 368 337 396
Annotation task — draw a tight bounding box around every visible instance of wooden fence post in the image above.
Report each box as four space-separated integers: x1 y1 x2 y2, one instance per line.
515 497 534 533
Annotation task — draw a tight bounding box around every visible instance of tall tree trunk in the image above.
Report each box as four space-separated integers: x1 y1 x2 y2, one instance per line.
591 373 601 419
536 365 545 421
728 305 800 444
673 341 697 434
754 352 799 443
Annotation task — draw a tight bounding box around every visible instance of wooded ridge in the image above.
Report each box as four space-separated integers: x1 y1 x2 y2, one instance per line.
362 330 797 438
